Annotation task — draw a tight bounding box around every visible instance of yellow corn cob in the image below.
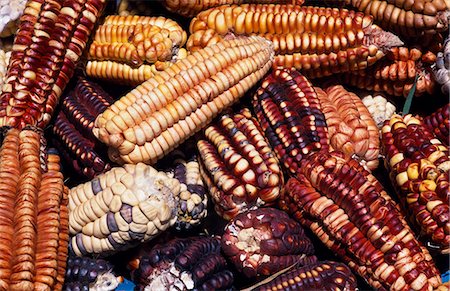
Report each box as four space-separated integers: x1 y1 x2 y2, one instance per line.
93 35 274 165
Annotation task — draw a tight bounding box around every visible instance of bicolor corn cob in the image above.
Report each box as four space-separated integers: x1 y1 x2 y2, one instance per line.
93 35 274 165
340 47 436 97
432 33 450 95
254 261 357 290
0 0 107 129
68 163 180 256
0 127 69 291
316 85 380 171
163 0 304 17
188 5 404 78
86 15 188 86
361 92 396 128
198 108 283 220
252 68 329 175
52 77 113 179
382 114 450 254
63 256 123 291
423 104 449 146
281 151 442 290
222 208 317 277
131 236 234 290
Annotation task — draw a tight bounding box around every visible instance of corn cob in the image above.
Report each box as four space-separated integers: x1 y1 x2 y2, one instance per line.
0 0 107 129
360 92 396 128
0 48 11 89
315 85 380 171
340 47 436 98
131 236 234 290
281 151 442 290
63 255 123 291
252 68 329 175
52 77 113 179
0 0 26 37
93 35 274 165
159 148 208 231
432 33 450 95
188 4 404 78
68 163 180 256
253 261 357 290
198 108 283 220
381 114 450 254
222 208 317 277
423 104 449 146
0 127 69 291
163 0 304 18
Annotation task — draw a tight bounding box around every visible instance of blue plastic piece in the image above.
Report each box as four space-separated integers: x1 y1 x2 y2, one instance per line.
116 278 135 291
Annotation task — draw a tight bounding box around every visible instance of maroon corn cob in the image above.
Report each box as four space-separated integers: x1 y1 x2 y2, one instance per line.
423 103 449 146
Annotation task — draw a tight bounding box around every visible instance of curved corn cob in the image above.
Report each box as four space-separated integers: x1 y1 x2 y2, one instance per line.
198 108 283 220
93 35 274 165
188 5 404 78
0 0 26 37
252 68 329 175
281 151 442 290
340 47 436 97
381 114 450 254
68 163 180 256
131 236 234 290
316 85 379 171
361 92 396 128
0 127 69 291
432 34 450 95
253 261 357 290
52 77 113 179
163 0 304 17
423 104 449 146
222 208 317 277
0 0 107 129
0 48 11 89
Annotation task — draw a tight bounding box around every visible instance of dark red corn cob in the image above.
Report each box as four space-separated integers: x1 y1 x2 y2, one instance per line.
0 0 107 129
52 77 112 179
281 151 442 290
252 68 329 175
131 236 234 290
423 103 449 146
221 208 317 278
253 261 357 291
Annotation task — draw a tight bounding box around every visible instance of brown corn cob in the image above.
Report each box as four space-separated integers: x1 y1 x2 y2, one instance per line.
198 108 283 220
253 261 357 290
0 0 107 129
315 85 380 171
252 68 329 175
52 77 113 179
68 163 180 256
93 35 274 165
340 47 436 97
423 104 449 146
381 114 450 254
281 151 442 290
221 208 317 277
0 127 69 291
187 4 404 78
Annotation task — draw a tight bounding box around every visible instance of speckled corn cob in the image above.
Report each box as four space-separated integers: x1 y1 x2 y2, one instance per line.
423 104 449 146
198 108 283 220
361 92 396 128
281 151 442 290
254 261 357 290
316 85 380 171
52 77 113 179
0 127 69 291
131 236 234 290
188 5 404 77
93 35 274 165
68 163 180 256
0 48 10 89
432 34 450 95
340 47 436 97
159 148 208 231
252 68 329 175
63 256 123 291
222 208 317 277
0 0 107 129
382 114 450 254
